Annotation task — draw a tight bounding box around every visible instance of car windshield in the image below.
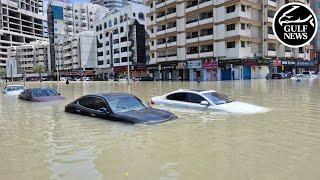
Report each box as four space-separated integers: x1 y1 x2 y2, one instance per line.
32 89 59 97
6 86 24 91
203 92 233 105
106 95 147 113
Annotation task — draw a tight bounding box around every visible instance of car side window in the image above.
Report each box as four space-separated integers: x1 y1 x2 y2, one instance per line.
78 97 95 109
167 93 188 102
187 93 206 104
94 98 108 111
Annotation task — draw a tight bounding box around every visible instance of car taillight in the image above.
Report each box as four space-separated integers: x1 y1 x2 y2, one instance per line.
150 100 155 105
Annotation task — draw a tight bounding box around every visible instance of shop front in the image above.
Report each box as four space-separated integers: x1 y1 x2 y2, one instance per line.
160 62 178 81
147 64 159 80
218 59 242 80
114 66 129 78
202 60 217 81
177 61 189 81
296 60 314 73
133 64 148 78
188 60 202 81
281 60 296 74
271 58 282 73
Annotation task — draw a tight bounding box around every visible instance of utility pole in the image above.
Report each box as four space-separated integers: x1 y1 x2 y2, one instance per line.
127 18 130 85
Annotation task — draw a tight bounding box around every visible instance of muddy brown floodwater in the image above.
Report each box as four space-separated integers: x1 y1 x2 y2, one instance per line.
0 79 320 180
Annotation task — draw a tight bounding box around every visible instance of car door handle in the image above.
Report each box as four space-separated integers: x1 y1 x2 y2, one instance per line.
90 113 96 117
76 109 81 113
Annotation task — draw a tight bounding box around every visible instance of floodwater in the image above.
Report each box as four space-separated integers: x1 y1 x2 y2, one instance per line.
0 79 320 180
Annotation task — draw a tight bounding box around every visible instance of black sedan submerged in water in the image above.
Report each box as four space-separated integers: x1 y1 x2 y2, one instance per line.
19 88 64 102
65 93 177 124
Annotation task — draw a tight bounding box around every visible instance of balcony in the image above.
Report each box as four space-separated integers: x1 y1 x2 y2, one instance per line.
166 12 177 19
186 53 199 59
167 55 177 61
199 0 212 9
166 0 176 5
98 56 104 61
199 34 213 41
199 18 213 25
157 57 167 62
298 53 305 58
199 51 213 58
186 5 198 13
166 27 177 33
186 37 199 43
267 34 276 39
267 50 276 56
157 29 166 35
186 21 198 28
157 43 166 49
167 41 177 47
268 17 273 23
156 1 166 8
150 32 156 38
268 0 277 7
285 52 293 57
120 41 131 47
150 45 157 51
156 15 166 22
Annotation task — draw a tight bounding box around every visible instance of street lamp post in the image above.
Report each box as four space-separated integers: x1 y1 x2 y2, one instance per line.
126 18 130 85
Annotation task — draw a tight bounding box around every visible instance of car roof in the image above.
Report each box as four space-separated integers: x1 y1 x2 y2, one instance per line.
6 85 24 87
167 89 216 95
87 93 136 98
26 88 55 91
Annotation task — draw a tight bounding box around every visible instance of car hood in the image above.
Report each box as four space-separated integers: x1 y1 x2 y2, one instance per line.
117 108 177 124
33 96 65 102
215 101 269 114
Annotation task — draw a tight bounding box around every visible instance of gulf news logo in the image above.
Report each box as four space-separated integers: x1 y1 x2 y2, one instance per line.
273 2 318 48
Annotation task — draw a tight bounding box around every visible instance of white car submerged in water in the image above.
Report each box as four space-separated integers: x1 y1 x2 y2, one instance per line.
151 90 268 114
2 85 25 95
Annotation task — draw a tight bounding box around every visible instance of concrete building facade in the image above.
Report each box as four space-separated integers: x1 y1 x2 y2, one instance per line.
47 0 108 75
0 0 47 68
8 40 50 78
146 0 312 81
90 0 144 10
95 2 148 79
56 31 97 77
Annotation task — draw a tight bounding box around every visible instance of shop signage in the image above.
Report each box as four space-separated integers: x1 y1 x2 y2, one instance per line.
114 66 128 73
188 60 202 69
161 63 177 70
134 64 146 71
281 60 295 65
243 60 258 66
202 61 217 69
296 61 314 66
258 59 270 65
147 65 158 70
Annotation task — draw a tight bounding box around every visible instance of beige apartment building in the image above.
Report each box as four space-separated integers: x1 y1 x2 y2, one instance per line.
0 0 47 68
146 0 312 81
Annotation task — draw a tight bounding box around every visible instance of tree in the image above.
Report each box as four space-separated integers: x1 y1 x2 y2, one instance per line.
33 64 44 82
0 67 6 80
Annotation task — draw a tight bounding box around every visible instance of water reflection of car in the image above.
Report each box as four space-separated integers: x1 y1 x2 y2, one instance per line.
65 93 177 124
271 73 287 79
19 88 64 102
302 71 317 78
2 85 25 95
151 90 268 114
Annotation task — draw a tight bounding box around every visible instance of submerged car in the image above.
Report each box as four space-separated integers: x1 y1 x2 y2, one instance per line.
65 93 177 124
2 85 25 95
19 88 64 102
151 90 268 114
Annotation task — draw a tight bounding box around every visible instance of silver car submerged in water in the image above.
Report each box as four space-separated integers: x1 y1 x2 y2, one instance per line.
2 85 25 95
151 89 269 114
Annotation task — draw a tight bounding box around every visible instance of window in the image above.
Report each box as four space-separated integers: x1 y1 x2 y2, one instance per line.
114 18 118 25
120 26 124 33
108 20 112 27
121 47 127 52
133 13 136 17
227 41 235 48
299 47 304 53
105 95 146 113
226 24 235 31
241 41 245 47
226 5 235 13
94 98 108 110
151 15 153 21
268 26 274 34
121 37 127 42
120 15 124 23
203 92 233 105
78 97 95 109
268 43 276 51
167 93 188 102
188 93 206 104
241 23 245 30
241 5 246 12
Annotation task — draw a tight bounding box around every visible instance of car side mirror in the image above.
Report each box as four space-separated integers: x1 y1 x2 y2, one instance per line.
98 108 109 114
200 101 209 106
